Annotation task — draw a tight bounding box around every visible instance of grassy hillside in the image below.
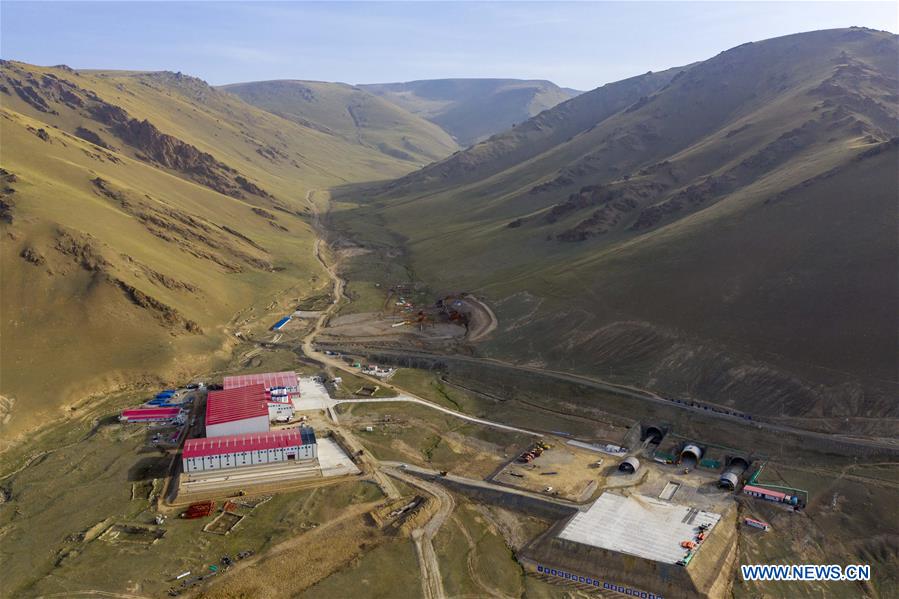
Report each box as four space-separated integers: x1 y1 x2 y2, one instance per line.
373 68 684 195
361 78 579 146
332 28 899 432
0 61 428 449
221 79 459 165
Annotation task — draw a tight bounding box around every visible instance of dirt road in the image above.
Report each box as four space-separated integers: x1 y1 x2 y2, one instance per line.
295 195 541 440
460 295 498 342
381 461 584 511
384 466 455 599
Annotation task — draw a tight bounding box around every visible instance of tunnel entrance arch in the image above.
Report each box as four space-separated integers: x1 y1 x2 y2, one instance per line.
679 443 703 468
726 456 750 472
640 424 668 445
618 457 640 474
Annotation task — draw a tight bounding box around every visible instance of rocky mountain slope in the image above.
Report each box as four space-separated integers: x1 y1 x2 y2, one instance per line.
221 79 459 165
361 78 580 146
0 61 433 447
334 28 899 433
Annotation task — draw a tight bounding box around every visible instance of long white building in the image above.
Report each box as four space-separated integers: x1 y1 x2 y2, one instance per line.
182 428 317 473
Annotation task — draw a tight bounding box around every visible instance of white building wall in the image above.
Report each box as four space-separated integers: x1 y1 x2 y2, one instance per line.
205 414 269 438
183 442 317 473
268 402 294 421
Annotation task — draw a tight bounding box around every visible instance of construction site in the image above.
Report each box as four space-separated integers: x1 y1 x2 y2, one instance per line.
314 284 497 350
100 337 824 599
378 414 816 599
491 439 625 502
172 372 363 503
514 451 741 599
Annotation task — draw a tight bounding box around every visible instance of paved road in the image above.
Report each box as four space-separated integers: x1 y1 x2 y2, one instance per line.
294 194 898 456
325 346 899 454
335 396 541 437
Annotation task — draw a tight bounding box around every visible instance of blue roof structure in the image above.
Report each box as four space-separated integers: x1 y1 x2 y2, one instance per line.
272 316 291 330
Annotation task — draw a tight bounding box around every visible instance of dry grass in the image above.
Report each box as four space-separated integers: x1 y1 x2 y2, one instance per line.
199 502 388 598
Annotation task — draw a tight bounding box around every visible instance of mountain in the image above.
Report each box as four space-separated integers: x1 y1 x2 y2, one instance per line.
221 80 459 164
360 78 580 146
0 61 430 447
334 28 899 433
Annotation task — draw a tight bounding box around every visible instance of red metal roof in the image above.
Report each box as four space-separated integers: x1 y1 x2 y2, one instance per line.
183 428 315 458
743 485 787 500
205 384 269 425
223 371 298 390
121 407 180 419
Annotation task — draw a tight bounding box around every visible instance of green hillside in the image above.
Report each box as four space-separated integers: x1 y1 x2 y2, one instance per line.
361 78 579 146
333 28 899 432
0 61 427 448
221 79 459 165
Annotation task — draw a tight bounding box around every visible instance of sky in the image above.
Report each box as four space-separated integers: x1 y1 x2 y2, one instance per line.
1 1 896 90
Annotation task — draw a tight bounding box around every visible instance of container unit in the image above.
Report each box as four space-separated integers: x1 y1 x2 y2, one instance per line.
120 407 181 423
742 484 799 505
744 517 771 531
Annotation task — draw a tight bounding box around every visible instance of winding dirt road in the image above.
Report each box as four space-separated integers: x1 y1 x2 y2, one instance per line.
384 466 454 599
299 193 455 599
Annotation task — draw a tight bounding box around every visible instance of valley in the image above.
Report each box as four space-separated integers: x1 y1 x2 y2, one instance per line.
1 187 895 598
329 27 899 437
1 23 897 599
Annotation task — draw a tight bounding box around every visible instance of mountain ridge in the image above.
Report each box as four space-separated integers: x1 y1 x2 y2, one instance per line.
221 79 459 165
0 60 436 446
360 78 580 146
331 27 899 432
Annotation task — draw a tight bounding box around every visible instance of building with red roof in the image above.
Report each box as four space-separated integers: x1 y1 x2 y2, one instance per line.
205 384 271 437
182 427 317 473
223 371 299 403
742 484 796 504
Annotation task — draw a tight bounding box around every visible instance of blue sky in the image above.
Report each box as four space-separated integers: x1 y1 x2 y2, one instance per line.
2 2 896 90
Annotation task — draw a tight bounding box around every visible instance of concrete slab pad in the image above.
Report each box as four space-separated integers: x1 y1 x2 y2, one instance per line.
317 437 361 477
293 377 332 412
557 492 721 564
